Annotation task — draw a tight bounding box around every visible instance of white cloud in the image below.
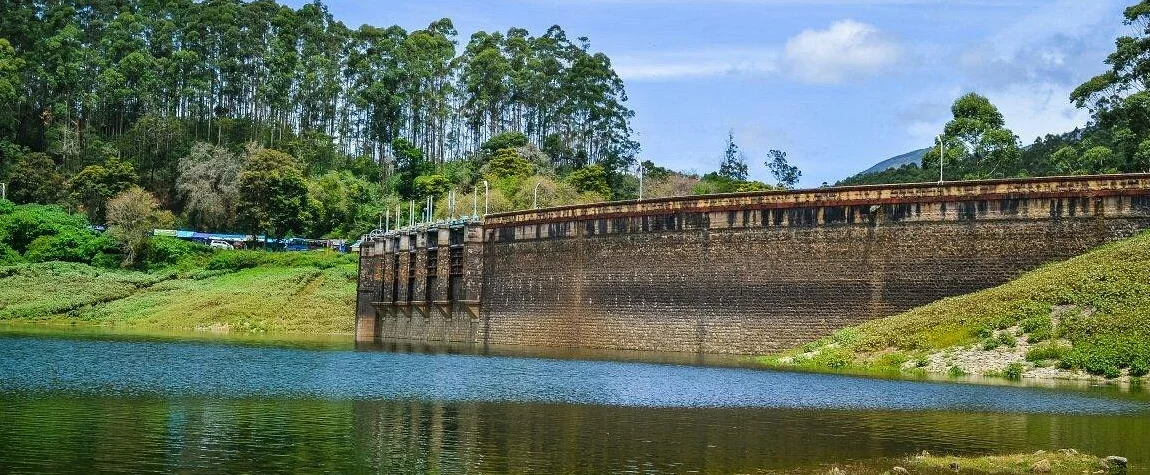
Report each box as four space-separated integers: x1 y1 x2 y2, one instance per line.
613 48 779 81
988 83 1090 143
783 20 902 84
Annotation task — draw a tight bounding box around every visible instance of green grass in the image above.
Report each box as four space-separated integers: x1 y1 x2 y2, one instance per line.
762 230 1150 379
0 262 173 320
906 450 1112 474
0 259 358 335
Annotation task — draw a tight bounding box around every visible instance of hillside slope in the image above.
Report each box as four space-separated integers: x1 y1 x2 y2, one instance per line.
0 262 357 334
760 231 1150 381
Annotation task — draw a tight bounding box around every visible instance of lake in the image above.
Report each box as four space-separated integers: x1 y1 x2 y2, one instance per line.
0 326 1146 474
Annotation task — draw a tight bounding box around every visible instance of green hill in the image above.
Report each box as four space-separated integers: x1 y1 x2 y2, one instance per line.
760 231 1150 381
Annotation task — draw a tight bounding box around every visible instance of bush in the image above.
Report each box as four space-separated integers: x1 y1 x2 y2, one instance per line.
0 204 90 253
145 236 211 269
1026 341 1071 362
997 333 1017 348
1003 362 1025 380
207 249 354 272
1131 359 1149 377
0 243 22 265
981 338 999 351
23 229 109 264
948 365 968 378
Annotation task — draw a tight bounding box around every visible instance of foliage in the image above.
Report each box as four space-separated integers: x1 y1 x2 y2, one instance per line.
237 147 310 240
69 156 138 223
413 174 453 198
921 93 1022 180
392 137 430 200
479 132 528 158
717 130 748 181
485 148 534 180
176 142 241 231
908 450 1107 475
566 164 611 197
0 0 645 236
106 187 168 267
207 249 354 272
5 150 66 204
765 149 801 189
0 203 91 253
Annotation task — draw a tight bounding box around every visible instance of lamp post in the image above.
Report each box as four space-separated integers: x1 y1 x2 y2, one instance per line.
483 180 489 216
638 162 645 201
937 134 945 184
533 182 542 209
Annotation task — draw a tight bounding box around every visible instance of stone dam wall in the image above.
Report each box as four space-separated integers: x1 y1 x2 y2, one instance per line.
357 174 1150 354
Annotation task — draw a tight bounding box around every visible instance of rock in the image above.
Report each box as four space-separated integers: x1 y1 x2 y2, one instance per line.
1030 459 1051 473
892 467 909 475
827 467 845 475
950 462 959 472
920 450 931 457
1104 456 1128 474
1034 450 1046 455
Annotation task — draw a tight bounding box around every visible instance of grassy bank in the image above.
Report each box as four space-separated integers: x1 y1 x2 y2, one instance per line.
760 231 1150 382
900 449 1123 474
0 256 357 335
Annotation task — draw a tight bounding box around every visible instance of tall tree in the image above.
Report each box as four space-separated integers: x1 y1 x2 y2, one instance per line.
718 130 748 181
237 146 310 242
922 93 1021 180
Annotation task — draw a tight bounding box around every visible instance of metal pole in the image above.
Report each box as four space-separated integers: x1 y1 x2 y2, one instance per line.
385 209 390 233
472 186 478 217
450 190 456 219
938 135 944 183
638 162 644 201
483 180 489 216
409 200 415 228
533 182 541 209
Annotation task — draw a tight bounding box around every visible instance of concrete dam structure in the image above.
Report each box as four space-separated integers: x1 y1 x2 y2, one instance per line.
356 174 1150 354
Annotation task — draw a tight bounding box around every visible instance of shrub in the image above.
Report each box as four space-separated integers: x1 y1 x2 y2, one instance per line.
997 333 1017 348
23 229 106 264
948 365 968 378
1026 341 1071 362
144 237 211 269
982 338 1000 351
875 351 908 369
810 347 854 369
0 204 90 253
0 243 22 265
1131 360 1149 378
1021 315 1054 343
1003 362 1025 380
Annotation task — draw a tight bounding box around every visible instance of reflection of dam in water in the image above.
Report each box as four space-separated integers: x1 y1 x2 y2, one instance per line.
357 174 1150 354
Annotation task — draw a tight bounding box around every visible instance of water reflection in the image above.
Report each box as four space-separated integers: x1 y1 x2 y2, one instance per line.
1 396 1147 474
1 330 1148 473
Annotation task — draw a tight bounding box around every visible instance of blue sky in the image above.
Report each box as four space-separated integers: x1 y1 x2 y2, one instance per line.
291 0 1127 186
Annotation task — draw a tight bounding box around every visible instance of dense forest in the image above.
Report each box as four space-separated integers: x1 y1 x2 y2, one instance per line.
840 0 1150 186
0 0 651 241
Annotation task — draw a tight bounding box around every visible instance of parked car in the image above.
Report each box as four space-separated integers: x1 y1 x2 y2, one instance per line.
209 239 234 250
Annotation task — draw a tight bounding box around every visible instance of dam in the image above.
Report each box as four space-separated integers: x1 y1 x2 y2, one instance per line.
355 174 1150 354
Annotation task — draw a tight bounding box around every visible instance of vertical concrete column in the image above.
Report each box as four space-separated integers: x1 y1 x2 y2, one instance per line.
436 226 452 301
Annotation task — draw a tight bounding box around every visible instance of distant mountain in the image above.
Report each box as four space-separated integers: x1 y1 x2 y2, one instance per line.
857 148 929 176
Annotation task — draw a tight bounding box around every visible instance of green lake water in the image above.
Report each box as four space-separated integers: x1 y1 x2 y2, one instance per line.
1 325 1146 474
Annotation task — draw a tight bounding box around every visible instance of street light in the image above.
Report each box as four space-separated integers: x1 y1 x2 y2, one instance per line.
483 180 489 216
533 182 542 209
937 134 945 184
638 162 645 201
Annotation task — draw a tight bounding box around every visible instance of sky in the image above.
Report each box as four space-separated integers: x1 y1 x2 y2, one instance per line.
285 0 1129 187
